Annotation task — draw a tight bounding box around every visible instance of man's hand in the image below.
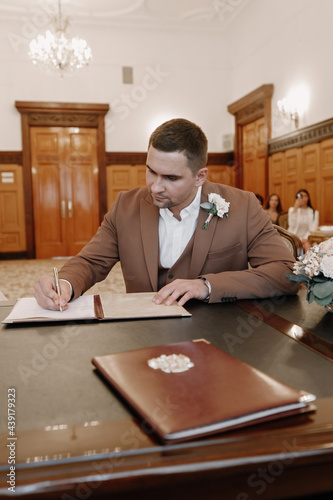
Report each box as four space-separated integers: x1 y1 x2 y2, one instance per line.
152 279 209 307
34 276 71 311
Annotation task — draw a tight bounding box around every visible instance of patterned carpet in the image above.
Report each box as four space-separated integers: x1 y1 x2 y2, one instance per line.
0 259 125 302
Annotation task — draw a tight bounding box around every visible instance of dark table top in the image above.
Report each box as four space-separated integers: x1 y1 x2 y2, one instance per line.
0 289 332 433
0 290 333 499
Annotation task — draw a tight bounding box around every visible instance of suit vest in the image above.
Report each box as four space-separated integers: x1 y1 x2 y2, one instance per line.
158 234 195 290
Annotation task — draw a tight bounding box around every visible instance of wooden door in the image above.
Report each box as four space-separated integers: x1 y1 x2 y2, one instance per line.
242 117 266 197
31 127 99 258
0 164 26 252
64 129 99 255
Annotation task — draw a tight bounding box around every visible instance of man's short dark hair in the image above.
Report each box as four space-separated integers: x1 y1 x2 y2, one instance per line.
148 118 208 174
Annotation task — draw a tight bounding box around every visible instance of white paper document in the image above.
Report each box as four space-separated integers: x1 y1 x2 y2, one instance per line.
3 295 95 323
2 292 191 323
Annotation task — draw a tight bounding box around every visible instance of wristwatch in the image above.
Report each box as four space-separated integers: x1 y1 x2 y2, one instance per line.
199 277 211 302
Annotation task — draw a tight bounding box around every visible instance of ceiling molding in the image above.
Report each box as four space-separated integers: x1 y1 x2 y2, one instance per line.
268 118 333 154
0 0 250 31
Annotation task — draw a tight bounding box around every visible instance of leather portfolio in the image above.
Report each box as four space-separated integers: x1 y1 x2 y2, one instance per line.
92 340 316 444
3 292 191 323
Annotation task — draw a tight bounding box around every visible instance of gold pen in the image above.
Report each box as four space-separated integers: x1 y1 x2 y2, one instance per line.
53 267 63 312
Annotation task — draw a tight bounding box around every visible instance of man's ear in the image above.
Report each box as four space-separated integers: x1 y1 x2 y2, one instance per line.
195 167 208 187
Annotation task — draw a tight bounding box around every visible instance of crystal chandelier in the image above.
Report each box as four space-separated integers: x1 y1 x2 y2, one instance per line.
28 0 92 76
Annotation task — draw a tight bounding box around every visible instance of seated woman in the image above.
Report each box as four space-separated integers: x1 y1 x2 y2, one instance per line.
265 193 283 224
287 189 319 252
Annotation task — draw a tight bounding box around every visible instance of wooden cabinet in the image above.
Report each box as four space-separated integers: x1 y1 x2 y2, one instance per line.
0 164 26 252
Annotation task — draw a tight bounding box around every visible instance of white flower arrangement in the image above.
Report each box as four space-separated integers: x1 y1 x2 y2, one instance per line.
200 193 230 230
286 237 333 306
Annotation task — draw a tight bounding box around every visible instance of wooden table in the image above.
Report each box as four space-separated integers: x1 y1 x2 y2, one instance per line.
1 289 333 499
308 228 333 245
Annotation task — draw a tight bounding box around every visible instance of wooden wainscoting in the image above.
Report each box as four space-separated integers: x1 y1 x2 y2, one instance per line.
105 152 236 207
269 119 333 224
106 164 146 208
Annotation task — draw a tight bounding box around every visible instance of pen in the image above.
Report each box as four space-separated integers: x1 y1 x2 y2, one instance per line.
53 267 63 312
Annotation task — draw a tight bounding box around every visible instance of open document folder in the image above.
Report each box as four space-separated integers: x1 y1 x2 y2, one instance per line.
92 340 316 444
2 292 191 323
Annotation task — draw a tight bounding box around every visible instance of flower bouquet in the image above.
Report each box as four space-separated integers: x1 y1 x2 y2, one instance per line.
286 237 333 309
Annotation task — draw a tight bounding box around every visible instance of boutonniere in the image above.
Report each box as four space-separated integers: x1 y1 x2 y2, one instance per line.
200 193 230 229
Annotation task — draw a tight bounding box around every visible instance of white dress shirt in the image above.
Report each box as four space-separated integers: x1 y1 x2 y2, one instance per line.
159 187 202 268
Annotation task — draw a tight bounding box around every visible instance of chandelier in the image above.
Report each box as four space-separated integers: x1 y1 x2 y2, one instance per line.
28 0 92 76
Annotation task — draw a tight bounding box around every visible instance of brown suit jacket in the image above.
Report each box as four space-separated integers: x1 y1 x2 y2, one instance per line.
59 181 299 302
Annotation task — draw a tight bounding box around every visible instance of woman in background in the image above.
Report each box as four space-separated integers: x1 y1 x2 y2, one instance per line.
288 189 319 252
265 193 283 224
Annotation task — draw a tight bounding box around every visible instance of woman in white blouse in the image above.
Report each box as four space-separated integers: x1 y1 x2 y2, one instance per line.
288 189 319 252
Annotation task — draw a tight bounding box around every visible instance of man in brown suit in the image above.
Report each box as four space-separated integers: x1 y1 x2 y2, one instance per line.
35 118 298 310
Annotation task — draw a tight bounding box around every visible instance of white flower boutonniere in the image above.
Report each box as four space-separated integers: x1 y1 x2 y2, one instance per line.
200 193 230 230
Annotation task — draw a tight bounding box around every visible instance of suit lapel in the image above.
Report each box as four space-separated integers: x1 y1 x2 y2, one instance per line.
140 195 159 291
189 183 220 278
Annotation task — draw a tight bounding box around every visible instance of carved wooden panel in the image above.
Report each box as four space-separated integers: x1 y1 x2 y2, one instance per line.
242 117 266 196
301 144 320 210
319 138 333 223
106 164 238 208
285 149 301 213
302 144 319 175
106 165 146 207
269 141 333 224
67 130 99 252
269 153 284 206
206 165 237 187
0 165 26 252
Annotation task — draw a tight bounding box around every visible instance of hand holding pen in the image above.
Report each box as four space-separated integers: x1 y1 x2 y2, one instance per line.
53 267 63 312
34 271 71 311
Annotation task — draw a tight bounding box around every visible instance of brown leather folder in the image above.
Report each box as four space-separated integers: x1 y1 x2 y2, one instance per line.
92 340 316 444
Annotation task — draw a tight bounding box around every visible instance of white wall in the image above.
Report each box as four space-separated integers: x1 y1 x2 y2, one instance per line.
1 0 331 150
0 15 232 152
224 0 332 137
